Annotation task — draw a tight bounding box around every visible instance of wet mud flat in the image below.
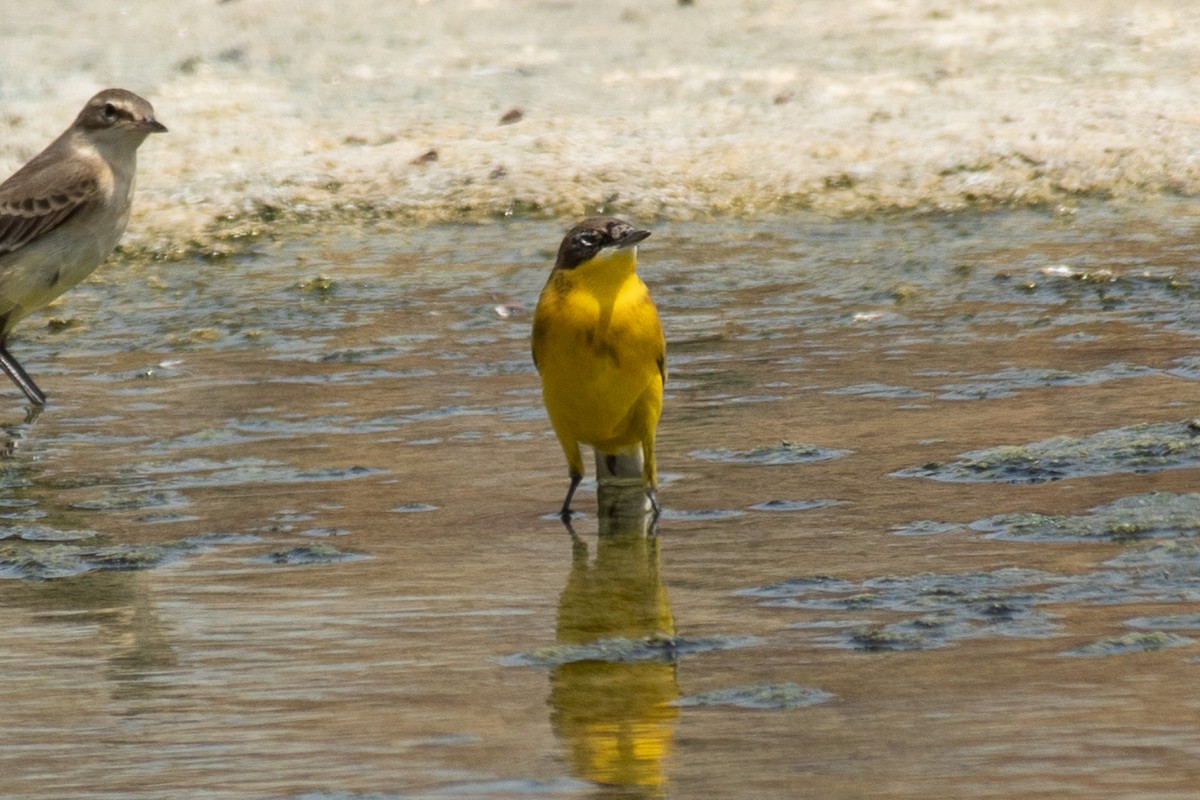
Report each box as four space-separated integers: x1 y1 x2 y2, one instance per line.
3 202 1200 798
9 1 1200 244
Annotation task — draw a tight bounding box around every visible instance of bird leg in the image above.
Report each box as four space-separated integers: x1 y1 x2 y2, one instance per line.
559 471 583 521
0 343 46 407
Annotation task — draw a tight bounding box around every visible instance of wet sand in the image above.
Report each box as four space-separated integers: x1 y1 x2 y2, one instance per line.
4 1 1200 248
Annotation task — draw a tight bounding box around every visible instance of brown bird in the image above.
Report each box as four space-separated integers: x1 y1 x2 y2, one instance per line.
0 88 167 405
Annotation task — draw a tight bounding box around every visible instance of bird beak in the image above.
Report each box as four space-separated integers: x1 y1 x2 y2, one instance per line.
138 118 168 134
615 229 651 249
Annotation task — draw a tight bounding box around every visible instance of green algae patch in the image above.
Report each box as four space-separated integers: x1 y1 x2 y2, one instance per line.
748 499 843 512
501 635 758 668
743 546 1200 655
0 529 281 581
389 503 439 513
259 543 370 566
0 541 191 580
71 489 191 512
934 363 1155 402
824 383 930 400
890 520 966 537
691 442 852 466
0 524 99 542
1061 631 1193 658
752 568 1059 611
846 622 967 652
1105 540 1200 568
973 492 1200 542
735 576 859 598
1126 613 1200 631
895 420 1200 483
660 508 746 522
87 544 184 570
0 545 95 580
743 568 1065 650
674 683 834 710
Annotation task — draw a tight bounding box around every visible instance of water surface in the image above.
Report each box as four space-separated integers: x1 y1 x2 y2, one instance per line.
3 204 1200 797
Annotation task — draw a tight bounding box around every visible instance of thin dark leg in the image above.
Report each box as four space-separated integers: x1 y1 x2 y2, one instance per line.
647 487 661 519
0 343 46 407
559 471 583 521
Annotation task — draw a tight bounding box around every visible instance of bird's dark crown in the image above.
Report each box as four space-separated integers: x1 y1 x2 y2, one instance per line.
554 217 650 271
75 89 163 133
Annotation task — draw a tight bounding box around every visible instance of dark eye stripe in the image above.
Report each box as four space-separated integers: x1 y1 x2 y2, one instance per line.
554 218 641 270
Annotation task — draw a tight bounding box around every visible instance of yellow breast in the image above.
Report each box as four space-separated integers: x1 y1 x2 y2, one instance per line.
533 249 665 450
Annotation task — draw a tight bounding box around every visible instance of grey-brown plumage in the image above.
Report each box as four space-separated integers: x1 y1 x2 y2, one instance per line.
0 88 167 405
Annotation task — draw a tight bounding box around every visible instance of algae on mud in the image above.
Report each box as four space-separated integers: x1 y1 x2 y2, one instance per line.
739 545 1200 655
674 682 833 710
0 539 190 581
896 421 1200 483
1061 631 1194 658
972 491 1200 542
690 442 852 466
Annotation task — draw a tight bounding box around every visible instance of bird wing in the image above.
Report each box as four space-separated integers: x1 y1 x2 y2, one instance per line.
531 312 548 372
635 289 666 387
0 158 99 255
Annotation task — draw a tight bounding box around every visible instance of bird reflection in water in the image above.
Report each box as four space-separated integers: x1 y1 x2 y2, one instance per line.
551 479 679 798
0 568 176 701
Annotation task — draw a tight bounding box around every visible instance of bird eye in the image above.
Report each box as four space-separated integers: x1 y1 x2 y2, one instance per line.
103 103 118 120
577 233 599 249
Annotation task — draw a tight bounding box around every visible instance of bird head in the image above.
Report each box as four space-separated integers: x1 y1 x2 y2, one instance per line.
74 88 168 149
554 217 651 276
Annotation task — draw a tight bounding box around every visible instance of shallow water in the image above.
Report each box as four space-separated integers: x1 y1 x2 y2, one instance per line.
3 203 1200 797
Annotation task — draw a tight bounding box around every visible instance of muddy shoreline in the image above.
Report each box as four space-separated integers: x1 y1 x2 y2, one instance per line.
5 1 1200 252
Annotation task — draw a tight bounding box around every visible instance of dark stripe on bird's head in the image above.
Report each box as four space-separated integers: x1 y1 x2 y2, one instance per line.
554 216 651 271
76 88 167 134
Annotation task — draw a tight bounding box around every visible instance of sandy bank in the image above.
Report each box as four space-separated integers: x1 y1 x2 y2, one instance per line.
3 0 1200 252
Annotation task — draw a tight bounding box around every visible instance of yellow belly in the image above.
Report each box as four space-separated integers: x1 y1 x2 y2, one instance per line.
533 272 665 456
541 352 660 452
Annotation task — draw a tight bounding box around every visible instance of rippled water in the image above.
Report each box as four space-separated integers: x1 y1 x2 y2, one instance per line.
3 203 1200 797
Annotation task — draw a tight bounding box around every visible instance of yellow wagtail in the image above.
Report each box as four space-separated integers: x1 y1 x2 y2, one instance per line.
532 217 665 520
0 89 167 406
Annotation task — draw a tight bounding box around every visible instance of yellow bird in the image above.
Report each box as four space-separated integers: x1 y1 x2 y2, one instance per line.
532 217 666 519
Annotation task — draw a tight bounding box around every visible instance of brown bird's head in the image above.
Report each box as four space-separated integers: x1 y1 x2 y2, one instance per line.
74 88 168 145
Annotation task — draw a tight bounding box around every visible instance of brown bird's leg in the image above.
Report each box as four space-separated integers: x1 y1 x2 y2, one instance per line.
0 339 46 407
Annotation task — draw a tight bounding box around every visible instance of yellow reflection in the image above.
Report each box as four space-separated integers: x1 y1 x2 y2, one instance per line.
551 482 679 798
